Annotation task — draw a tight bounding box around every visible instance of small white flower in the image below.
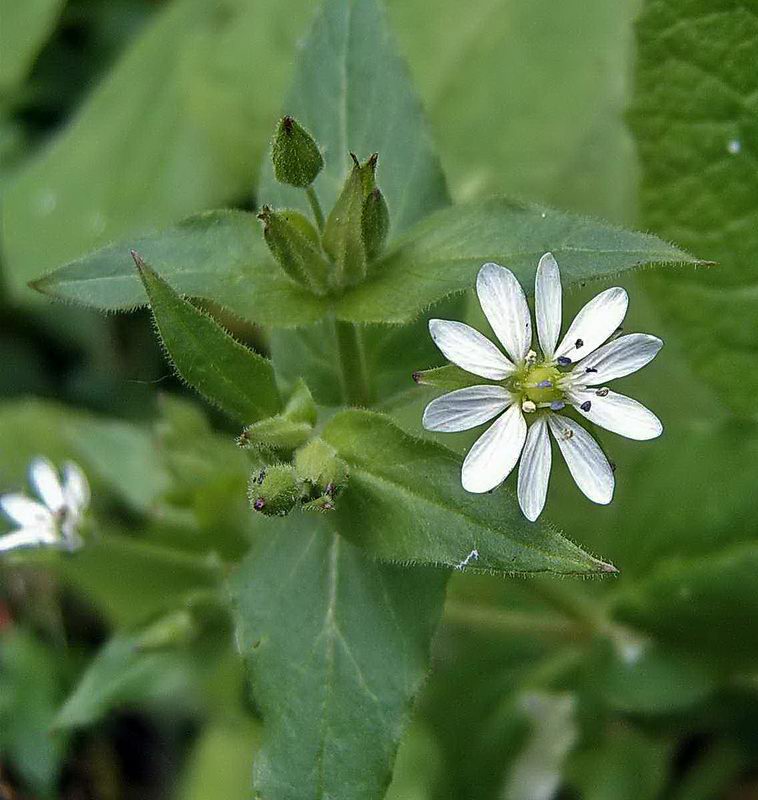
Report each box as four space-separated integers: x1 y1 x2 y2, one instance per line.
0 457 90 553
422 254 663 521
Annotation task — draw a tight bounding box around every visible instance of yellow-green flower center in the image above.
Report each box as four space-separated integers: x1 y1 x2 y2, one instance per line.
509 363 564 405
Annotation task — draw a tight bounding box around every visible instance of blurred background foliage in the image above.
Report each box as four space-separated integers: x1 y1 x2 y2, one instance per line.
0 0 756 798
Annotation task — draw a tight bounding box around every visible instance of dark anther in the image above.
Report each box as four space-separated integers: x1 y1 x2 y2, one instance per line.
253 498 266 511
585 366 598 373
537 379 552 388
325 483 336 496
580 400 592 412
257 469 266 484
282 115 294 133
412 371 422 383
557 356 572 366
596 387 609 397
575 338 584 349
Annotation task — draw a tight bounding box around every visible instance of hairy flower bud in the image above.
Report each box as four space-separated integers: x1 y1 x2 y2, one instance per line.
361 187 389 262
248 464 300 516
258 206 331 294
271 116 323 187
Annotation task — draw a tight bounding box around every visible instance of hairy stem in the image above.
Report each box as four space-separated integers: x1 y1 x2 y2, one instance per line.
334 320 371 407
306 186 325 232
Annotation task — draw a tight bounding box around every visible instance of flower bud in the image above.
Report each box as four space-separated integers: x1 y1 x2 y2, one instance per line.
361 188 389 262
271 116 323 188
322 153 380 286
248 464 300 516
294 438 348 494
258 206 331 294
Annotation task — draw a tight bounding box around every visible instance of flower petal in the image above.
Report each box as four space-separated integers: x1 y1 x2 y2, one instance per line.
428 319 515 379
29 457 65 513
569 333 663 386
422 386 513 433
476 262 532 363
462 403 527 493
0 527 58 553
63 462 90 513
568 389 663 441
0 494 54 528
547 415 614 505
535 252 562 359
517 416 552 521
554 287 628 363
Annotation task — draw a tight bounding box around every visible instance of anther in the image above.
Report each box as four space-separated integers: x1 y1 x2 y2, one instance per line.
585 366 598 374
575 338 584 349
580 400 592 412
557 356 572 366
525 349 538 365
596 387 609 397
522 400 537 413
562 428 574 440
550 400 565 411
253 498 266 511
536 379 553 389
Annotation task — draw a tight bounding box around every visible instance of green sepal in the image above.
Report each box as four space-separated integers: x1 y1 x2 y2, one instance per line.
412 364 493 392
238 379 316 456
362 187 390 262
248 464 301 517
322 153 378 286
258 206 331 294
271 116 324 188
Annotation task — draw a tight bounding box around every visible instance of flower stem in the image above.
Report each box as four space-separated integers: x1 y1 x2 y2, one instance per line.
443 600 583 642
305 186 324 232
334 320 371 406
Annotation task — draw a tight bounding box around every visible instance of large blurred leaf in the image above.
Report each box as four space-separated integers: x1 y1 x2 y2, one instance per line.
0 629 66 797
1 0 313 301
0 0 64 94
55 631 200 729
630 0 758 416
390 0 639 221
232 514 447 800
321 410 616 575
136 255 281 424
616 542 758 670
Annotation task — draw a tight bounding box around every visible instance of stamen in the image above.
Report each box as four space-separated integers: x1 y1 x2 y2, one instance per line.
550 400 565 411
557 356 572 366
253 498 266 511
536 379 553 388
522 399 537 413
580 400 592 412
596 387 609 397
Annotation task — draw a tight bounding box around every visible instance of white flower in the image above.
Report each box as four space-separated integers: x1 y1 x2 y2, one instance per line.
0 457 90 553
422 254 663 521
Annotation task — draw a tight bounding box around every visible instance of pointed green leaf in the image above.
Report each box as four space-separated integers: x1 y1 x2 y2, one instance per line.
33 210 328 326
135 254 281 423
259 0 449 236
629 0 758 416
321 410 615 575
334 197 701 324
232 514 447 800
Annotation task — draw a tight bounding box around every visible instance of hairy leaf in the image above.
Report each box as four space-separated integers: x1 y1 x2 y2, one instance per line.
232 514 447 800
321 410 616 575
630 0 758 416
135 254 281 423
336 198 700 323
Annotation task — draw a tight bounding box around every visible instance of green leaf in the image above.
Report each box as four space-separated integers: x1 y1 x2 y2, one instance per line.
33 210 328 326
259 0 449 237
54 632 200 730
0 0 64 93
135 253 281 424
615 542 758 670
336 197 700 323
231 514 447 800
320 410 615 575
629 0 758 416
0 629 66 797
2 0 313 302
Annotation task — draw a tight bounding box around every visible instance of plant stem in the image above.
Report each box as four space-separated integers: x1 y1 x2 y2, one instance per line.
334 319 371 406
305 186 324 231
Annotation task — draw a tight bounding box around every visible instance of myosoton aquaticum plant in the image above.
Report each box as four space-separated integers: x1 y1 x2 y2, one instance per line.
29 0 700 796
